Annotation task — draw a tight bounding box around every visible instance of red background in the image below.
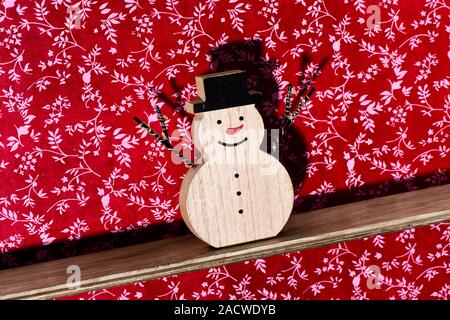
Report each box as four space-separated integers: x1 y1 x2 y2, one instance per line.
0 0 449 299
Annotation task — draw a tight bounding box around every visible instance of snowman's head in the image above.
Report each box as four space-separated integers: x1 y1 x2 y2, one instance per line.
186 70 266 164
192 104 265 163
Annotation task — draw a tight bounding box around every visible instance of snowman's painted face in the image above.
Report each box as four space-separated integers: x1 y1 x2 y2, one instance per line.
193 104 265 163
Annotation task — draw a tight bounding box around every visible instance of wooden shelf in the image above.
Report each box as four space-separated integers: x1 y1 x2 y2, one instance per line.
1 184 450 300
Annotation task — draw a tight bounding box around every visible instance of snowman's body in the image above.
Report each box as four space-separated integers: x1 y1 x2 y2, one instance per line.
180 156 293 248
180 70 293 248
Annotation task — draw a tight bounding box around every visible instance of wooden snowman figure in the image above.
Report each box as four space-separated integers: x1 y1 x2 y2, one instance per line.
180 70 294 248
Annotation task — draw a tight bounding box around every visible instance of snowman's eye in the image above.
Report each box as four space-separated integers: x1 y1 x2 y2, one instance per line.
217 120 222 125
239 116 244 121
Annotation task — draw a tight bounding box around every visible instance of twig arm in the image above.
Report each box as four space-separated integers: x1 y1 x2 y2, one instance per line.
134 116 195 168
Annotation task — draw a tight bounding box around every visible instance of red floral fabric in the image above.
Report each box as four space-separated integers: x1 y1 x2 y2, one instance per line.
0 0 449 299
61 223 450 300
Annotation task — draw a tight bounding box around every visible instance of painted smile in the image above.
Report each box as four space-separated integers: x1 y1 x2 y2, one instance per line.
218 137 248 147
225 124 244 135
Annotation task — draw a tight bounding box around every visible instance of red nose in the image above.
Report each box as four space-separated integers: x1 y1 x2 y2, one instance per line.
225 124 244 135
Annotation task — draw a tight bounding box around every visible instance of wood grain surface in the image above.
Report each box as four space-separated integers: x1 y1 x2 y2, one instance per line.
1 184 450 300
180 104 293 248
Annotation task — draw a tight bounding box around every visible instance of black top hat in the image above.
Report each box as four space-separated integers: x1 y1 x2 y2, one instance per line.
191 70 261 113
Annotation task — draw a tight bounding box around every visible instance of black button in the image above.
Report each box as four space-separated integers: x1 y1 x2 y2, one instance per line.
234 173 239 178
236 191 241 196
238 209 243 214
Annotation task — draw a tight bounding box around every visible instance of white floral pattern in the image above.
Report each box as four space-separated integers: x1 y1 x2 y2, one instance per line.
0 0 449 299
61 223 450 300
